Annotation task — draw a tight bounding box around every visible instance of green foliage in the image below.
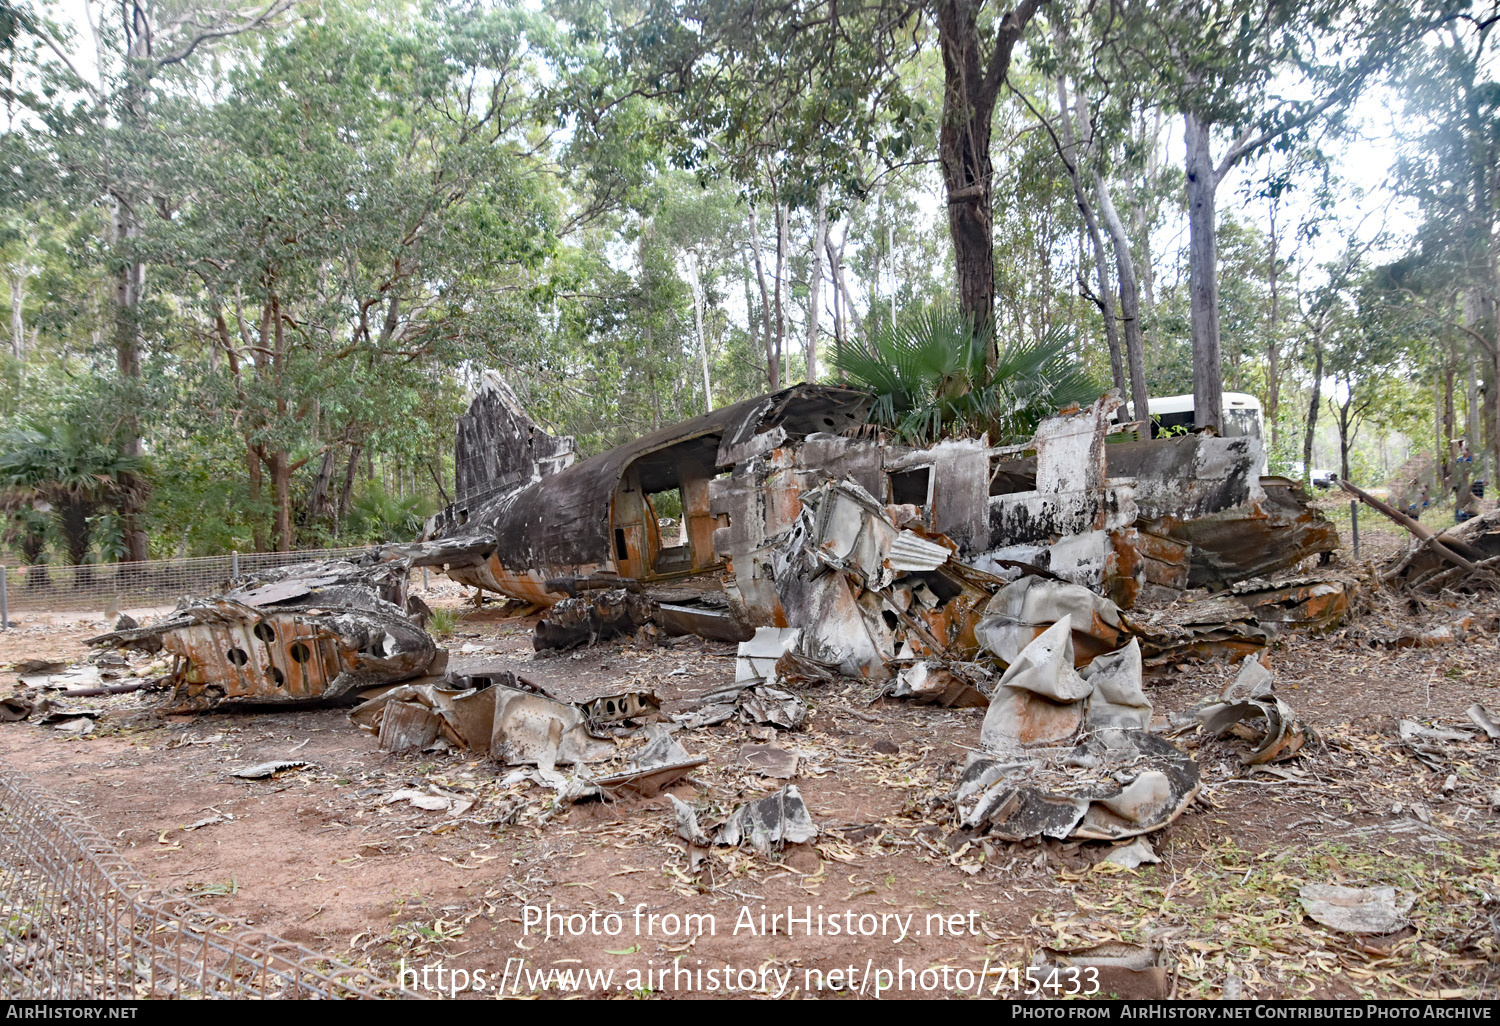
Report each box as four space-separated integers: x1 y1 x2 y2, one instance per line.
426 606 460 637
345 483 432 545
0 0 1490 565
833 305 1102 446
0 419 142 565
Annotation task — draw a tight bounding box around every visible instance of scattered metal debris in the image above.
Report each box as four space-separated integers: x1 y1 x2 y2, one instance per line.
1467 703 1499 739
350 679 496 752
1198 694 1307 764
1125 596 1271 667
737 744 799 778
89 564 442 711
886 661 989 708
489 686 615 768
975 577 1127 668
957 729 1201 842
1397 719 1473 743
585 725 705 799
1102 836 1160 868
1298 883 1414 935
385 787 473 815
534 588 652 651
1081 639 1151 730
980 616 1095 748
232 760 311 779
957 620 1201 842
672 681 809 731
717 784 819 852
669 794 711 847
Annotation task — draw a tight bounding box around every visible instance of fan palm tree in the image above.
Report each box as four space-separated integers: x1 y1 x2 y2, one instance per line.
0 423 143 569
832 306 1102 445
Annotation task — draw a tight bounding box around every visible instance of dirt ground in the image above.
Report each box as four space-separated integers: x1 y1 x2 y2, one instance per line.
3 517 1500 1001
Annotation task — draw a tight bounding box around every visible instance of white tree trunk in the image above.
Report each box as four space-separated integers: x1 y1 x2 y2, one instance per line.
1184 111 1224 433
775 201 789 384
1095 171 1150 425
806 185 827 383
8 272 24 359
747 204 779 390
688 252 714 411
1054 75 1125 398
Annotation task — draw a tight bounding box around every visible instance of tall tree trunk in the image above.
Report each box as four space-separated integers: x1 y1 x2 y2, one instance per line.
273 450 292 552
1095 172 1150 426
339 443 362 524
112 196 150 563
1443 346 1456 489
1337 397 1353 482
807 185 827 383
8 271 24 359
886 217 897 328
1302 341 1323 487
247 445 268 552
1053 76 1125 399
833 227 862 344
688 253 714 411
775 200 788 384
747 205 779 390
1128 107 1162 310
308 448 337 521
743 255 758 347
1184 112 1225 433
1467 337 1484 486
933 0 1041 364
1488 344 1499 480
1266 201 1282 456
826 233 845 352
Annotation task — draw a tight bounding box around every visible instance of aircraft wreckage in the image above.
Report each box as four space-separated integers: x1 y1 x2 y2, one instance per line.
392 371 1340 671
65 372 1348 845
80 373 1342 704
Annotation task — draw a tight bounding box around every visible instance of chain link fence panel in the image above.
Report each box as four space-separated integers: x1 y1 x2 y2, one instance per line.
0 764 415 998
0 548 380 617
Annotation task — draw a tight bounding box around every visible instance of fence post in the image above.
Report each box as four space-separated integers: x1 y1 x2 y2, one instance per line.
231 550 240 580
1350 500 1359 560
1 565 8 629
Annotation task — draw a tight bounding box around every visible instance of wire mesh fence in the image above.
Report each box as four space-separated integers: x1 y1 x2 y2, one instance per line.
0 547 377 616
0 764 416 998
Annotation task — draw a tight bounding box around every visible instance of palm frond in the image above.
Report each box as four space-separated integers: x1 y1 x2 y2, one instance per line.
832 305 1103 446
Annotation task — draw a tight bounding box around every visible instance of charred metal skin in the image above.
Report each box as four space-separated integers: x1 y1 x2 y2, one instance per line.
90 596 438 709
415 377 1338 664
401 384 873 606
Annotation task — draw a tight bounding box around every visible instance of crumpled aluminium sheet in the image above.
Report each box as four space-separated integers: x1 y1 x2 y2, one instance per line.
961 617 1200 842
974 577 1127 668
717 784 819 852
956 729 1201 842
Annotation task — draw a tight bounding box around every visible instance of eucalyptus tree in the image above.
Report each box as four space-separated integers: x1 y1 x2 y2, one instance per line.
560 0 1047 367
11 0 295 561
1389 0 1500 478
161 0 558 549
1094 0 1424 433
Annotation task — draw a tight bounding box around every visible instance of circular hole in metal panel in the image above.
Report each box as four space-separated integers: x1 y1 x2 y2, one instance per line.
226 648 248 666
253 622 275 643
289 642 311 663
270 667 285 687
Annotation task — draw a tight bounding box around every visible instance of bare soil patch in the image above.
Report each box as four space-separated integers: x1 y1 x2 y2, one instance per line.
3 574 1499 1000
